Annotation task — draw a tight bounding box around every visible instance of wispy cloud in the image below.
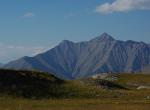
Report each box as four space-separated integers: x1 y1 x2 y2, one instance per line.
64 13 76 18
0 43 50 63
23 12 35 17
95 0 150 14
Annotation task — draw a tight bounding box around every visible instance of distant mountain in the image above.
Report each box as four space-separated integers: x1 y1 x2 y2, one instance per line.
4 33 150 79
0 63 3 68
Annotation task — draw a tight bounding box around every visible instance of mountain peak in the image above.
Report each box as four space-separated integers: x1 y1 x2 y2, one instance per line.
91 33 115 42
59 40 74 48
60 40 74 44
4 33 150 80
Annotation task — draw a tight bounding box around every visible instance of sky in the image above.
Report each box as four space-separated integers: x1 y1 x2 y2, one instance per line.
0 0 150 63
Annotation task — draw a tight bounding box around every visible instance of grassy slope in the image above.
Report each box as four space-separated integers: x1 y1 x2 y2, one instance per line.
113 74 150 89
0 97 150 110
0 70 150 110
0 69 112 99
0 69 98 99
0 70 150 98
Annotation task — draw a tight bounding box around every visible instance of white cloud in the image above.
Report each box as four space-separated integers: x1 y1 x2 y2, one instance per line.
23 12 35 17
0 43 50 63
95 0 150 14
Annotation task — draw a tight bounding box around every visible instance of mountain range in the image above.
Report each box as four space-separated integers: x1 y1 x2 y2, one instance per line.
0 63 3 68
4 33 150 79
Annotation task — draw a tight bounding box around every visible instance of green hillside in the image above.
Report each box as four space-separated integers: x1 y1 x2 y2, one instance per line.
1 70 150 110
0 69 150 99
0 69 108 99
109 73 150 89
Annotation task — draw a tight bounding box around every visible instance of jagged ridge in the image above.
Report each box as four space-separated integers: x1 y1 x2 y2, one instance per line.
4 33 150 79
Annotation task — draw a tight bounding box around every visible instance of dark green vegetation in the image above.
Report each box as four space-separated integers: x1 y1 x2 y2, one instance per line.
0 69 64 98
81 78 126 90
0 69 104 99
0 69 150 110
0 69 121 99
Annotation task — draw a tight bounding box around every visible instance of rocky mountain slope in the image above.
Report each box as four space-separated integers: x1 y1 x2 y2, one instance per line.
4 33 150 79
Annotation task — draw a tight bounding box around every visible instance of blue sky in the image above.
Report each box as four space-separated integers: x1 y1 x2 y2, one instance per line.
0 0 150 63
